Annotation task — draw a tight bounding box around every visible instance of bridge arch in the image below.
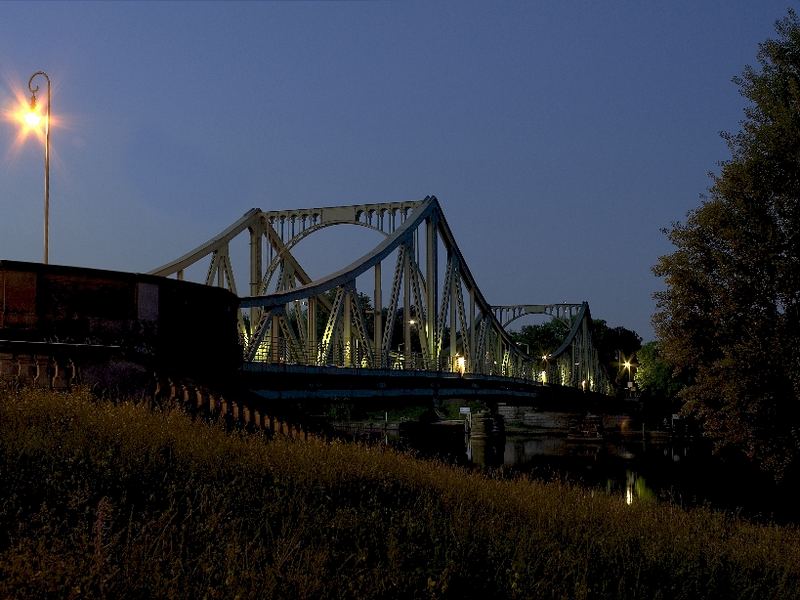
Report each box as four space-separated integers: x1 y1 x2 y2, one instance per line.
151 197 607 392
493 303 608 392
493 304 584 329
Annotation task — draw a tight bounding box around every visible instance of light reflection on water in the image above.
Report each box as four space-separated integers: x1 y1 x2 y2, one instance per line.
467 434 693 507
336 417 797 522
449 432 793 522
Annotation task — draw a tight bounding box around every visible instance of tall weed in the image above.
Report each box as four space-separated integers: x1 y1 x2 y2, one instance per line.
1 387 799 599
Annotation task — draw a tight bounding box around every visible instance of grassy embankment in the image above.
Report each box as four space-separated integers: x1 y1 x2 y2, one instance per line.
2 386 799 599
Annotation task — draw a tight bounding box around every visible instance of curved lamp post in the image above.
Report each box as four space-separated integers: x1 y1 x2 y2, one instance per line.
27 71 51 264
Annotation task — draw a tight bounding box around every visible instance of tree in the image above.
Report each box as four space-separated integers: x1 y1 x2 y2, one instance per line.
591 319 642 387
512 317 641 396
634 341 683 402
653 11 800 479
511 319 570 358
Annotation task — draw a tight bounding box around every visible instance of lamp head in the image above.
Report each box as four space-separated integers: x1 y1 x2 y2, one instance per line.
24 95 42 127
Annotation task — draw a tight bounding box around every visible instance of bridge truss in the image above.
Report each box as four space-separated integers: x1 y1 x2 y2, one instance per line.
151 196 607 392
492 304 609 392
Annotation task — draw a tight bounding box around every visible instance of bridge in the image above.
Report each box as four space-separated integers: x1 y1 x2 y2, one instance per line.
150 196 610 398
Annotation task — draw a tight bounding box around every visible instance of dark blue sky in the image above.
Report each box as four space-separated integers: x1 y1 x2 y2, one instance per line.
1 2 793 340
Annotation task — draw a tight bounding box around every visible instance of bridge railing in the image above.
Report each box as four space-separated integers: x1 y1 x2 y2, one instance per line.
247 338 452 371
244 337 547 380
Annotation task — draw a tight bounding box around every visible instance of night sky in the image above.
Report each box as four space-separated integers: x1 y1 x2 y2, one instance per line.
1 2 793 340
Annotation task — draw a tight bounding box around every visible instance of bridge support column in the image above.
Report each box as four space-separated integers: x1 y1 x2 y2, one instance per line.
307 298 317 364
403 242 411 367
425 215 438 367
249 222 264 333
271 314 281 363
449 256 457 370
373 262 382 366
343 289 352 367
469 288 475 373
468 410 505 467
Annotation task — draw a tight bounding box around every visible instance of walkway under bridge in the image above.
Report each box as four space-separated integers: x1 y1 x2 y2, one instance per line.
151 196 611 397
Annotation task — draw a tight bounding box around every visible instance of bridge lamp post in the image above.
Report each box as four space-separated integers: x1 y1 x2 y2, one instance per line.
623 360 635 396
25 71 52 264
407 319 417 366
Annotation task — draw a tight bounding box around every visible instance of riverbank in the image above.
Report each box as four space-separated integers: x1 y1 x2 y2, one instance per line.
2 387 799 599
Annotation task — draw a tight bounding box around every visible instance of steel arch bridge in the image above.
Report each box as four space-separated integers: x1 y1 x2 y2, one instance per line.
151 196 609 394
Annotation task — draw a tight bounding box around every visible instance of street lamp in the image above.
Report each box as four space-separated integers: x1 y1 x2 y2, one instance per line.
27 71 51 264
623 359 636 396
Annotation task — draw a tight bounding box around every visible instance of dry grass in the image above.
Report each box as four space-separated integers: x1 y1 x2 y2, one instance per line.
1 386 799 599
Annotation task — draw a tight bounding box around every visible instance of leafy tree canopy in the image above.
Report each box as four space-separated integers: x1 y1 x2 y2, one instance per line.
512 317 641 396
653 11 800 479
511 319 570 358
591 319 642 382
634 341 683 402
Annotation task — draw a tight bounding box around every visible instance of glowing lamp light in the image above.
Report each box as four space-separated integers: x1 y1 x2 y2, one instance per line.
24 109 42 127
6 100 41 137
455 355 466 375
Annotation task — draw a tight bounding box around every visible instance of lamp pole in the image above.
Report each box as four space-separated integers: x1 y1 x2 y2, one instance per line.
28 71 51 264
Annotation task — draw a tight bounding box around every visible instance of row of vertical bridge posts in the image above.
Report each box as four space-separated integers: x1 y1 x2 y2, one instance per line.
153 377 307 439
0 352 77 390
0 350 304 440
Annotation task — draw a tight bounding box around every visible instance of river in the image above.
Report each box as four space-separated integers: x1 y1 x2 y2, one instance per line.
424 430 798 524
335 414 795 524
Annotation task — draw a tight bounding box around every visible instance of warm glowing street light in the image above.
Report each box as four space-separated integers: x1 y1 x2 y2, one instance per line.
623 359 633 385
455 354 466 375
24 110 42 127
27 71 51 264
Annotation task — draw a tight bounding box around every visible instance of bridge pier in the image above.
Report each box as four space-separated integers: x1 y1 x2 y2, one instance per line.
466 408 506 467
468 410 505 439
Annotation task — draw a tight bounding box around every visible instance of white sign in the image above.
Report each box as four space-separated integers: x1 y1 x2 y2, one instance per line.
459 407 471 415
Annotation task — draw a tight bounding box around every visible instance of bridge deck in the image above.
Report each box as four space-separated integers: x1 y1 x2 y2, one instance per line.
241 363 615 410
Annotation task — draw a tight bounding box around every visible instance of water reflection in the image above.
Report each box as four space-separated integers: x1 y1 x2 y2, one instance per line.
331 417 798 523
477 433 690 507
624 471 655 505
458 432 797 522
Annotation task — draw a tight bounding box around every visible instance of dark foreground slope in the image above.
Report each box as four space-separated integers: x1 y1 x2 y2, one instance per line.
1 387 799 599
